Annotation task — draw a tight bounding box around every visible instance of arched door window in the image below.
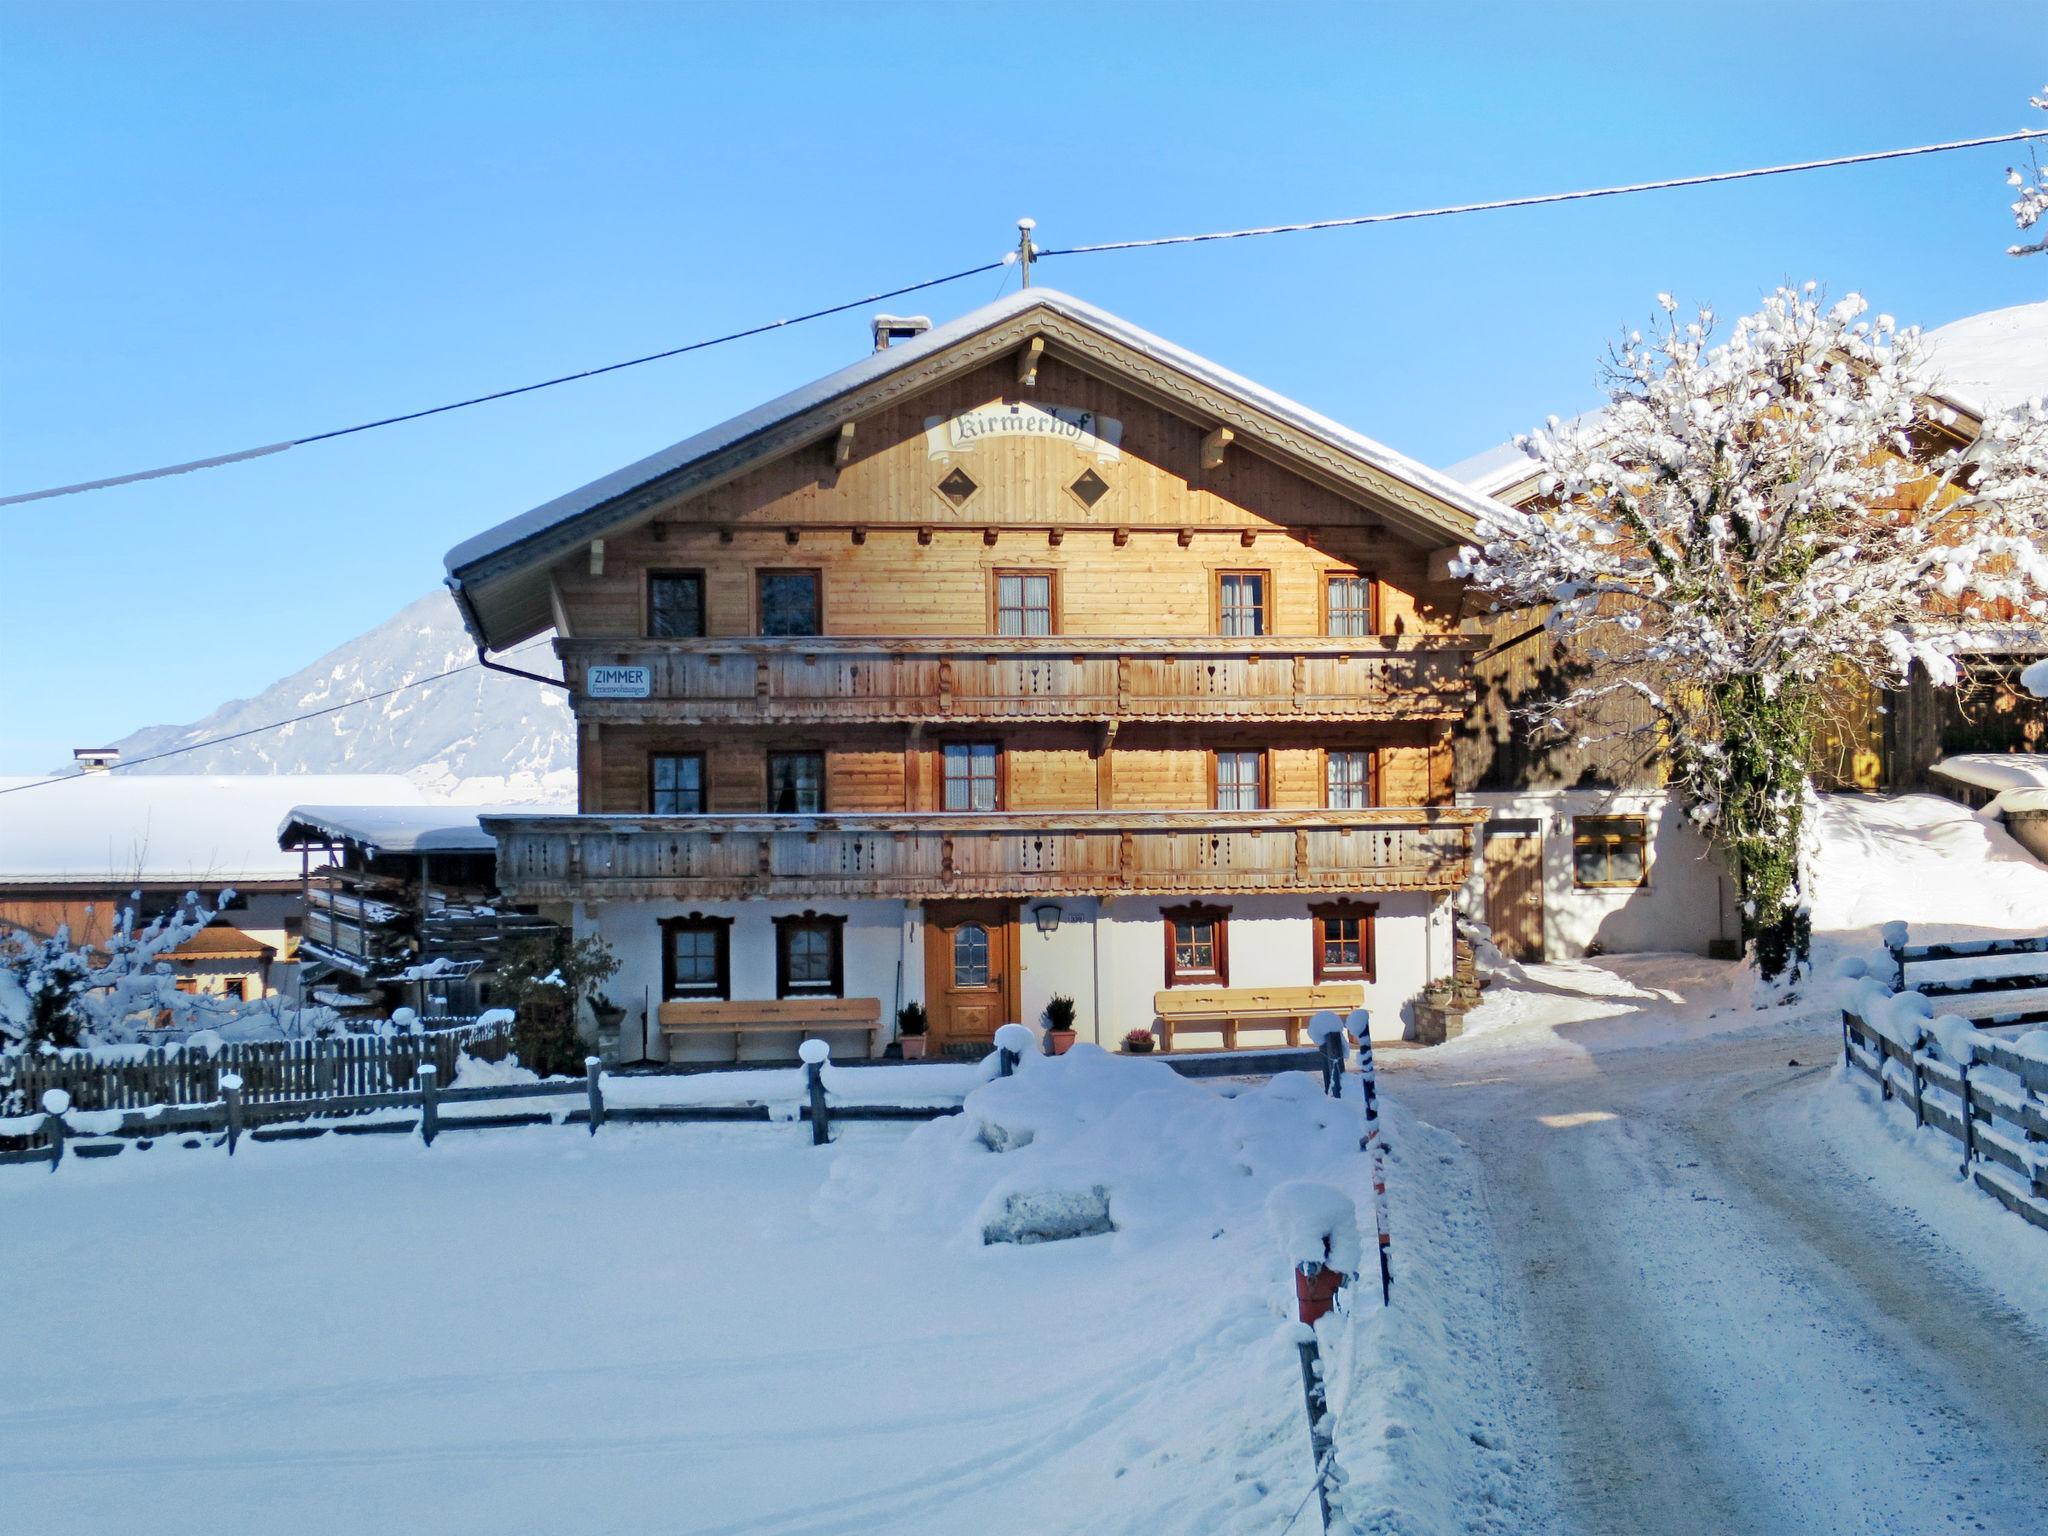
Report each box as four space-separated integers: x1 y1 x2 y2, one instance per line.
953 923 991 986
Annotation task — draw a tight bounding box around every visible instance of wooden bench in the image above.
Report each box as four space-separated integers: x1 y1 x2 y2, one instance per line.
658 998 885 1057
1151 984 1365 1052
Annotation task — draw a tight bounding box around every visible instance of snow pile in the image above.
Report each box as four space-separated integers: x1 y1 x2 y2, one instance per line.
1266 1180 1362 1277
1929 753 2048 793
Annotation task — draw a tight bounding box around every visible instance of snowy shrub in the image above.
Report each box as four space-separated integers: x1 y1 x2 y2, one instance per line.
496 934 619 1077
1459 286 2048 981
2006 88 2048 258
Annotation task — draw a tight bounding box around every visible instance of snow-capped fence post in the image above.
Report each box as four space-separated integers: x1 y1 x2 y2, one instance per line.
992 1022 1035 1081
40 1090 69 1171
800 1039 831 1146
220 1074 244 1156
1349 1008 1392 1305
585 1056 605 1135
417 1063 439 1147
1309 1011 1345 1098
1267 1183 1358 1536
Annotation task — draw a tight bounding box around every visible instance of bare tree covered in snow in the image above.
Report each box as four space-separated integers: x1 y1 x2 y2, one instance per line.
1458 286 2048 981
2007 88 2048 258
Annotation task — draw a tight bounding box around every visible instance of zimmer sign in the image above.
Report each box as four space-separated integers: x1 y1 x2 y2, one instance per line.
585 665 653 699
925 402 1122 461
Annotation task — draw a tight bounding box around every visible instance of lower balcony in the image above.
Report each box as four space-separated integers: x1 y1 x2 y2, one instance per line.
481 808 1486 902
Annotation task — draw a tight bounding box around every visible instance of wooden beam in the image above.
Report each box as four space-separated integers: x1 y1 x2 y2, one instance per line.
1240 529 1257 548
983 528 999 547
1113 527 1131 547
1016 337 1045 390
1047 527 1064 547
785 527 801 545
850 525 867 545
1177 527 1194 548
587 539 605 577
917 526 934 546
546 572 574 639
1201 426 1234 471
834 421 857 468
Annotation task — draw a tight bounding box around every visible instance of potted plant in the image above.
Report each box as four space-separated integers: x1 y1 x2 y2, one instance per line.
1042 995 1078 1055
589 991 628 1033
897 1001 930 1060
1121 1026 1157 1055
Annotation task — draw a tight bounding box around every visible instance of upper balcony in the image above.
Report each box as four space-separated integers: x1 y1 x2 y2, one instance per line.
556 635 1477 728
483 807 1486 903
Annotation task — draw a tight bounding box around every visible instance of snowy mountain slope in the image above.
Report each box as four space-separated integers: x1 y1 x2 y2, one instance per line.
105 589 574 803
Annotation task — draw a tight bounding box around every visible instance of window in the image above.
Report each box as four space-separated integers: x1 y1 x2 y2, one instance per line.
219 977 247 1002
660 914 732 1000
1214 749 1266 810
952 922 991 986
1310 900 1376 983
993 571 1056 636
757 569 822 636
1326 574 1376 637
1573 815 1650 888
650 752 706 814
1163 903 1230 987
768 750 825 813
648 571 706 638
942 742 1001 810
1325 749 1375 809
775 911 845 998
1217 571 1268 636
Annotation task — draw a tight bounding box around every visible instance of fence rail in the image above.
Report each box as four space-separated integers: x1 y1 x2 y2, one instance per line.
6 1015 516 1117
1840 1008 2048 1233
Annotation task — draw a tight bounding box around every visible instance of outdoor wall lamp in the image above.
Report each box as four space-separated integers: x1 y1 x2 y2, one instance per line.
1032 903 1062 934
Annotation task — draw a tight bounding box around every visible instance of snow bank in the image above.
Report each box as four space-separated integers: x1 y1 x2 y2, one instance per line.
1928 753 2048 794
1266 1180 1363 1277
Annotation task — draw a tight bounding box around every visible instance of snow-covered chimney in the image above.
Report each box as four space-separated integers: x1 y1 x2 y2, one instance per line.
73 747 121 773
871 314 931 352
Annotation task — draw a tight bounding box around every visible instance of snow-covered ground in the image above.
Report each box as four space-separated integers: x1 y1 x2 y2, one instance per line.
0 1050 1534 1536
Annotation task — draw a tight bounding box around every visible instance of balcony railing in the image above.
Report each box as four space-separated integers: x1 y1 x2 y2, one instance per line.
482 808 1487 902
556 635 1477 725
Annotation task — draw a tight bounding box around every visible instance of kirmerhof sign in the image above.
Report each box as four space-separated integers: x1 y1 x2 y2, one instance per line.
924 402 1122 462
585 664 653 700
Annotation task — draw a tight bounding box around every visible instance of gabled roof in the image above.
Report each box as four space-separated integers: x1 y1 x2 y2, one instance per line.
164 922 274 963
445 287 1506 650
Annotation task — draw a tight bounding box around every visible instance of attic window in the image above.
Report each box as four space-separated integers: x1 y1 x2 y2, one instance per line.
938 467 979 508
1068 467 1110 509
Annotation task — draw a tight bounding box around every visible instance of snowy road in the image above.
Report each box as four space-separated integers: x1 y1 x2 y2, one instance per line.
1388 1022 2048 1536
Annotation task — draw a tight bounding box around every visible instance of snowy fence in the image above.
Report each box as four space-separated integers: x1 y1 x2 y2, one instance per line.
1840 1005 2048 1234
0 1047 966 1172
6 1014 516 1117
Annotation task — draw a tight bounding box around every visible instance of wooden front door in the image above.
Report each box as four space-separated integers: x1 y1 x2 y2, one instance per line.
924 901 1018 1054
1484 828 1546 963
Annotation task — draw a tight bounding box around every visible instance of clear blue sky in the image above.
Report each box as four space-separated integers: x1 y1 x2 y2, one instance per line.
2 0 2043 773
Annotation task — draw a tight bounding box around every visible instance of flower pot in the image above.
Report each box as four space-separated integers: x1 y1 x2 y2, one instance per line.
1123 1036 1156 1055
1046 1028 1077 1056
899 1034 929 1060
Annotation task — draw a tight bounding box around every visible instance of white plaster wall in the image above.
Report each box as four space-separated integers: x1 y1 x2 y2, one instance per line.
1096 892 1440 1045
1457 788 1738 961
580 897 912 1064
1015 896 1100 1042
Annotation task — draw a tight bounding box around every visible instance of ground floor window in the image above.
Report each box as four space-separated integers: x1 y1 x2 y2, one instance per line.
775 911 845 997
1572 815 1650 888
661 914 733 1000
1309 899 1376 982
219 977 247 1001
1162 902 1230 987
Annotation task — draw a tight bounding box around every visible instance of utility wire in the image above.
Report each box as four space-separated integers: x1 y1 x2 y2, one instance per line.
0 259 1008 508
1037 127 2048 256
4 125 2043 511
0 638 555 797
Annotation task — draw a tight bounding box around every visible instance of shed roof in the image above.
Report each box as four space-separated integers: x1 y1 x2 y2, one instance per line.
444 287 1507 649
277 802 551 856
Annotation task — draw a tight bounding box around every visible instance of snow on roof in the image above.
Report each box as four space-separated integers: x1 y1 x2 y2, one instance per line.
0 774 429 887
445 286 1501 587
277 802 560 855
1920 300 2048 419
1442 301 2048 499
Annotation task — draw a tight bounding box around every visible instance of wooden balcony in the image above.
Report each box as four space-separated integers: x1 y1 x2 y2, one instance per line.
556 635 1476 726
482 807 1487 903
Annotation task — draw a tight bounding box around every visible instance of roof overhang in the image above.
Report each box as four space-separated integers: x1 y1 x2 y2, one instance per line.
445 288 1500 651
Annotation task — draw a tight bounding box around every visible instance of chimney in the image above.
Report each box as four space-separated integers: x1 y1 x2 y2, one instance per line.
871 313 931 353
73 747 121 773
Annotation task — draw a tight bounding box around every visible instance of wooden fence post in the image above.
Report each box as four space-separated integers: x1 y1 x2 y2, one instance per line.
41 1089 69 1171
221 1074 244 1156
585 1056 604 1135
799 1039 831 1145
418 1063 439 1147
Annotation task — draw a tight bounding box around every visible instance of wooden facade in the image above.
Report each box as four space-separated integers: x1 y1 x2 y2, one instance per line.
452 291 1495 1052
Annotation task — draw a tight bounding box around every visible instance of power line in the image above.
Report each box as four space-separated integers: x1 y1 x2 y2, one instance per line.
4 125 2044 511
1038 127 2048 256
0 638 555 797
0 258 1008 509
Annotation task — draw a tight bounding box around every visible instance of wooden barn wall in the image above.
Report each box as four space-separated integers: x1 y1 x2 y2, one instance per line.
548 355 1461 642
